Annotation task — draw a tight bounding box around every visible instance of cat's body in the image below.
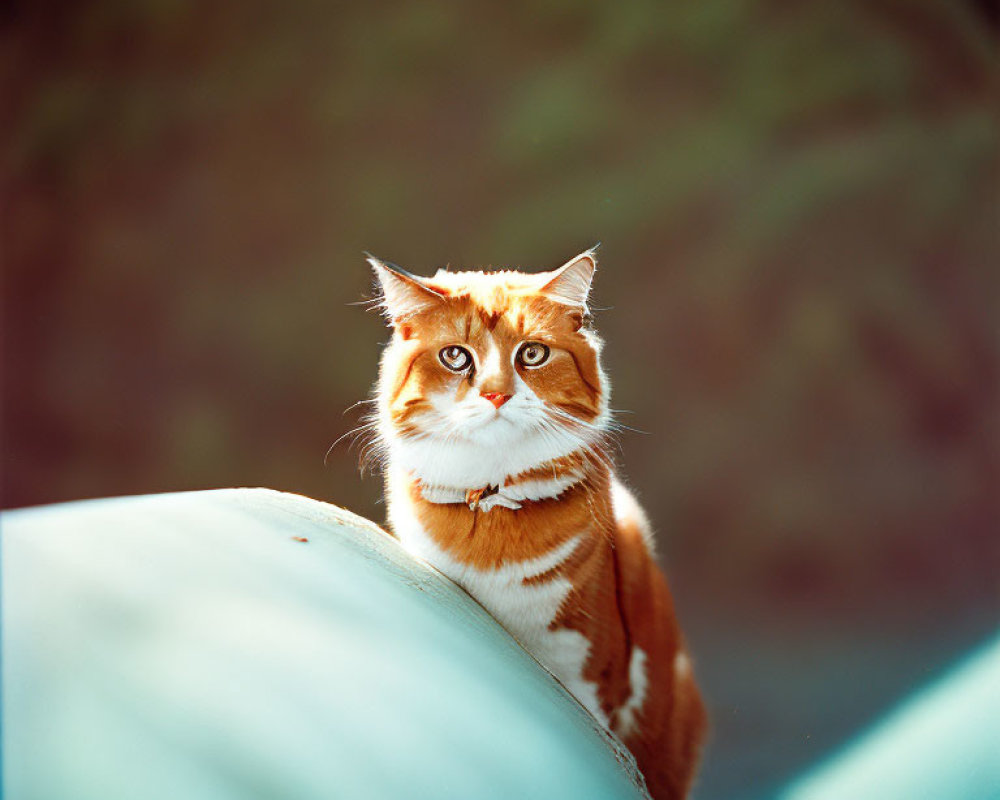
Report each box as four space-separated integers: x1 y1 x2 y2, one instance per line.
368 251 706 799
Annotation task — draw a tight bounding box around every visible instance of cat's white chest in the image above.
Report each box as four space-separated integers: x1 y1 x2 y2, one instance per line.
388 478 607 725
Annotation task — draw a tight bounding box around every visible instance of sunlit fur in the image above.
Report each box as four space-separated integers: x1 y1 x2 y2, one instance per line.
368 251 707 800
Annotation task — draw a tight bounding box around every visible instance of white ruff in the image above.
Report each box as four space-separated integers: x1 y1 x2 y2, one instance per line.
387 432 587 491
388 473 608 726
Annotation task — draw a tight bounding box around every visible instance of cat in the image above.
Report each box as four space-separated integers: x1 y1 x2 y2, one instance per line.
366 249 707 800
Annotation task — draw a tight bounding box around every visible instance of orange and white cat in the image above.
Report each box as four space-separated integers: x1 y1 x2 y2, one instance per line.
367 249 707 799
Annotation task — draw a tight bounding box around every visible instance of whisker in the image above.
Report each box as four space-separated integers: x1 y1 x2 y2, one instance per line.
541 405 624 459
325 421 375 465
342 398 378 416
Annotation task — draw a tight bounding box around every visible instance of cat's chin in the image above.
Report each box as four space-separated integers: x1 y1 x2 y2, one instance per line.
460 410 521 437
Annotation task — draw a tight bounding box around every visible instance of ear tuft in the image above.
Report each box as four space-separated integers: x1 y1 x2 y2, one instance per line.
367 254 445 324
539 248 598 312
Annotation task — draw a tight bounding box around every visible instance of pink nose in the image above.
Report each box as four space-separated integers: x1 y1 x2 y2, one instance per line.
481 391 512 409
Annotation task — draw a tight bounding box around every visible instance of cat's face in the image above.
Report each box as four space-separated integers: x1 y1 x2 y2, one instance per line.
371 251 609 488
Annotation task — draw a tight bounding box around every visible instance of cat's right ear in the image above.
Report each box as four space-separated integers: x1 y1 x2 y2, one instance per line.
367 254 445 326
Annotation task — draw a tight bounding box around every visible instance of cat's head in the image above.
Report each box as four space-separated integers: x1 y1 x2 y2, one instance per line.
370 250 610 488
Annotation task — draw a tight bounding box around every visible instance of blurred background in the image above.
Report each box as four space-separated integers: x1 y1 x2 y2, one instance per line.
3 1 998 797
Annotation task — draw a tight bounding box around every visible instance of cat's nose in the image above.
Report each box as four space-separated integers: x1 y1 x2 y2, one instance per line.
481 391 512 409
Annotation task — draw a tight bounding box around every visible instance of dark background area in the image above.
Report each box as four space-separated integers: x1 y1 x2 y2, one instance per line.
3 2 997 798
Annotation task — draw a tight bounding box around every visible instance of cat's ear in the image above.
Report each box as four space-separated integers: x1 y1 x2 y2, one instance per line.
539 248 597 313
367 254 445 324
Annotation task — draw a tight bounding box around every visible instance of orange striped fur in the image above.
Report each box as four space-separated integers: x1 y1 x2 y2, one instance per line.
368 251 706 799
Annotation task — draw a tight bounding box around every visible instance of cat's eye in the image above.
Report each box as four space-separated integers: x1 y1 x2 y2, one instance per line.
517 342 550 367
439 345 473 372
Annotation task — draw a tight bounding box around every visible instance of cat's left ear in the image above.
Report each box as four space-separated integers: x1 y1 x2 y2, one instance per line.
367 254 446 325
539 248 597 315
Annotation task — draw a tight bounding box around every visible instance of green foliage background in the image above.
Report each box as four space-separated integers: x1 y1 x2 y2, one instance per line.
4 2 997 797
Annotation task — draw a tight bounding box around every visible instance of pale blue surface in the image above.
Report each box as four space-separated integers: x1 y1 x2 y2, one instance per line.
2 489 648 800
781 635 1000 800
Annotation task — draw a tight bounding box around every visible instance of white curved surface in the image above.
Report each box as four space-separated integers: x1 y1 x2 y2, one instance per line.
2 489 648 800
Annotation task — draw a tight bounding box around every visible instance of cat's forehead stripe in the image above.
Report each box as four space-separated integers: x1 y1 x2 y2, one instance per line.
427 294 560 343
479 307 503 331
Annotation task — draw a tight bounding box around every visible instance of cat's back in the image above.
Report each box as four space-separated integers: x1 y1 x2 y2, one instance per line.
608 477 708 800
